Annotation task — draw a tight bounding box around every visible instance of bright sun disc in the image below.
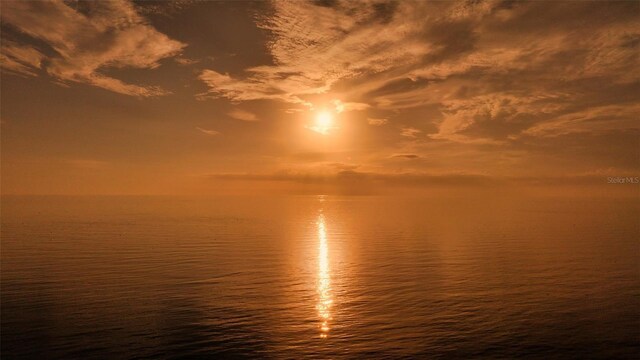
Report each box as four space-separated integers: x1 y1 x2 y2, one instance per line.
313 111 333 134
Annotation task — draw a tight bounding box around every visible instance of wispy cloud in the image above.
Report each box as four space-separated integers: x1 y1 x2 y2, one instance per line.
198 1 430 106
196 127 220 136
1 0 185 96
228 109 259 122
368 117 388 126
174 57 199 66
401 127 421 138
331 99 369 113
391 154 420 159
197 0 638 145
0 41 45 77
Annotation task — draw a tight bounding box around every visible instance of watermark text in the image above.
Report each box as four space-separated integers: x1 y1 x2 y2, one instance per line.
607 176 639 184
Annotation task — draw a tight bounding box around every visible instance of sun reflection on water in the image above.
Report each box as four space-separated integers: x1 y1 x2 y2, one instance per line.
316 213 332 338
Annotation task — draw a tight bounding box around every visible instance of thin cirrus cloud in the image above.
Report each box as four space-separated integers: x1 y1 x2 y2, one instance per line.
228 109 259 122
368 118 388 126
0 40 45 77
196 127 220 136
331 99 370 113
0 0 185 96
391 154 420 159
401 127 421 138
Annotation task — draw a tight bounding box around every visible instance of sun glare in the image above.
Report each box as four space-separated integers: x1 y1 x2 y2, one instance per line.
311 111 334 135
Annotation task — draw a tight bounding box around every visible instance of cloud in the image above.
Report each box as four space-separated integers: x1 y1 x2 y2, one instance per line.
391 154 420 159
368 117 388 126
228 109 259 122
366 77 431 98
327 162 360 172
135 0 195 16
0 41 45 76
197 69 315 106
401 127 421 138
196 127 220 136
331 99 370 113
196 0 638 146
198 1 431 105
395 2 640 141
1 0 185 96
174 57 199 66
521 103 640 138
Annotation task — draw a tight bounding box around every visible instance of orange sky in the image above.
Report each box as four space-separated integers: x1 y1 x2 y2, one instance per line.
1 0 638 195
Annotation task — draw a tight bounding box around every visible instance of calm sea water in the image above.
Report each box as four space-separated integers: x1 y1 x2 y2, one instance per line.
1 195 639 359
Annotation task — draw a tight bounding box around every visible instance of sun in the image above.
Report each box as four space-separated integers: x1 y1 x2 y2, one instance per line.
311 110 334 135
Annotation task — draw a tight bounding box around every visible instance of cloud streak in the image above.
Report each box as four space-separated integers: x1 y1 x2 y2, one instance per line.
228 109 259 122
391 154 420 159
196 127 220 136
368 117 388 126
1 0 185 96
401 127 421 138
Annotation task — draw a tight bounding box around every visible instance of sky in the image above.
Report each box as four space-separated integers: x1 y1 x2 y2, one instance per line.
1 0 638 195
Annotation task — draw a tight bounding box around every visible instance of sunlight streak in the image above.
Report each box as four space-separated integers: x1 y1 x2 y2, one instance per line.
316 213 332 338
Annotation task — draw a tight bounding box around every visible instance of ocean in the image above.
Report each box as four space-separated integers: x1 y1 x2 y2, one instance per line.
1 195 638 359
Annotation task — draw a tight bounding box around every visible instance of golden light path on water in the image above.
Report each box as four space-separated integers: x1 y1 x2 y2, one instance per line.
316 213 332 338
